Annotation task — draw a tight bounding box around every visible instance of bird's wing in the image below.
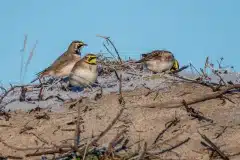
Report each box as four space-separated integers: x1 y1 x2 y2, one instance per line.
37 52 72 76
136 51 164 63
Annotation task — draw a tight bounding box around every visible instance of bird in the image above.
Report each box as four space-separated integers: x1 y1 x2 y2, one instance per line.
137 50 177 73
68 53 98 89
31 40 87 83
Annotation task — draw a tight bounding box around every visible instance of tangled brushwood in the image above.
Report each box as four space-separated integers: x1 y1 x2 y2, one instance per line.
0 35 240 160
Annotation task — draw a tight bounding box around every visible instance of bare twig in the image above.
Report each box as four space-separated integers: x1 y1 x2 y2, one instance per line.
44 95 65 102
19 86 27 102
20 34 28 83
147 137 190 155
97 34 123 64
25 148 72 157
34 112 50 120
107 129 127 155
29 132 49 145
19 126 34 134
182 100 213 123
82 139 91 160
0 86 15 107
74 103 82 150
61 129 75 132
137 142 147 160
198 131 229 160
2 155 23 159
214 126 228 139
138 84 240 109
0 137 56 151
23 40 38 82
91 107 124 146
114 70 124 105
153 117 180 144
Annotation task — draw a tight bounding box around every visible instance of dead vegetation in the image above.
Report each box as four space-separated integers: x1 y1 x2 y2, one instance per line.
0 35 240 160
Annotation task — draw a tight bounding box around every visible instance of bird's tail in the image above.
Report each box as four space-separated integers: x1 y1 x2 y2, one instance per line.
135 54 148 63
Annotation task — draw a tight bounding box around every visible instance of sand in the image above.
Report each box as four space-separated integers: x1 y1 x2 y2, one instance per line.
0 77 240 159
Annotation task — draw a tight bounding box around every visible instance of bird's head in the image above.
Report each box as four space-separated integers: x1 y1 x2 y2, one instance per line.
83 54 97 65
68 40 87 55
170 59 180 71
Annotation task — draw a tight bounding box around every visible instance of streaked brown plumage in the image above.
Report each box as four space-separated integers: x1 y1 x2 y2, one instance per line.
137 50 176 73
31 40 87 83
69 54 98 87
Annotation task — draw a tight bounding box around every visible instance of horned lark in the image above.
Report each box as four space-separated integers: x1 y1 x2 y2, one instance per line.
31 41 87 83
137 50 176 73
69 54 98 88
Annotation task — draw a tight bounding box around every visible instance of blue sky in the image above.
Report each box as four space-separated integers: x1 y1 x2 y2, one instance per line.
0 0 240 85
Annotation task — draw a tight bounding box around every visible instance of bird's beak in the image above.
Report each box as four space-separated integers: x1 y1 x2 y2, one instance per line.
83 43 88 46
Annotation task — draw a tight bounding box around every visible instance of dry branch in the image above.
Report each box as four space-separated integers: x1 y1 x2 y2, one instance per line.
25 148 72 157
25 144 80 157
96 34 123 64
137 142 147 160
29 132 49 145
19 86 27 102
182 100 213 123
19 126 34 134
138 84 240 109
199 131 229 160
107 129 127 155
1 155 23 159
91 107 124 146
214 126 228 139
153 117 180 145
20 34 28 83
23 40 38 81
0 137 55 151
34 112 50 120
147 137 190 155
74 103 82 150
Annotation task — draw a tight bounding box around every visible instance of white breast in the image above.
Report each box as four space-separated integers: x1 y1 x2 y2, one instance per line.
69 65 97 87
146 60 173 73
